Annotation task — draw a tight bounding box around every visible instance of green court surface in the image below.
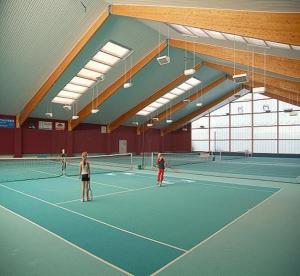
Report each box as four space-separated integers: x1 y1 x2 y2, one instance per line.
0 157 299 275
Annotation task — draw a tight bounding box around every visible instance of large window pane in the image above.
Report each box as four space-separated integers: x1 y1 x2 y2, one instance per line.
192 141 209 152
210 128 229 140
253 112 277 126
279 126 300 139
210 140 229 152
253 94 270 100
279 140 300 154
253 127 277 139
231 127 251 139
231 140 252 152
278 101 300 112
234 93 252 102
192 116 209 128
279 112 300 125
192 129 209 140
231 114 251 127
253 99 277 113
210 116 229 127
231 101 251 114
210 105 229 116
253 140 277 153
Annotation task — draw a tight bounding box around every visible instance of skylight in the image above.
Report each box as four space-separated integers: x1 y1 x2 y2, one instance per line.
186 26 209 38
52 41 132 107
222 33 246 43
57 91 82 99
169 24 195 37
77 68 103 80
52 97 75 105
93 51 120 66
265 41 291 49
205 30 226 40
244 37 267 47
64 83 88 93
85 60 111 74
136 77 201 117
70 76 95 87
101 41 132 59
167 23 299 51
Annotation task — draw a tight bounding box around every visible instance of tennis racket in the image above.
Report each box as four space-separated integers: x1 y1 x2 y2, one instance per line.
88 178 93 201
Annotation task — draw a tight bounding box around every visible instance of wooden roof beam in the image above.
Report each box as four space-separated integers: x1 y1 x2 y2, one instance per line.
111 5 300 45
170 39 300 79
107 63 202 133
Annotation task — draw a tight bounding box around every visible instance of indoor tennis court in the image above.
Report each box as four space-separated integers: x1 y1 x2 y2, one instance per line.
0 1 300 276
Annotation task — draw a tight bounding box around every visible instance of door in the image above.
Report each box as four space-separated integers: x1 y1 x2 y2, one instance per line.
119 140 127 153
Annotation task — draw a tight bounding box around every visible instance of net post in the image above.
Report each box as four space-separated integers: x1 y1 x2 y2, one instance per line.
151 152 154 168
130 152 133 170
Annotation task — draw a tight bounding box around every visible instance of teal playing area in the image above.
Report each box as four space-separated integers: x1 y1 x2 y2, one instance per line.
1 154 299 276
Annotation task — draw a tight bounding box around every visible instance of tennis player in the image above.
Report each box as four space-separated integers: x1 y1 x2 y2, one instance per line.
156 153 166 187
61 149 66 175
79 152 90 202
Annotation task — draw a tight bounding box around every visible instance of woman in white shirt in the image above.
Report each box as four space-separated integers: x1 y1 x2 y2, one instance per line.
79 152 90 202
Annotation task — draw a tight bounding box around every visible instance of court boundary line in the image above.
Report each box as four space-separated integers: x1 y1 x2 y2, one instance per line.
56 184 156 205
0 183 187 253
151 187 283 275
0 204 132 276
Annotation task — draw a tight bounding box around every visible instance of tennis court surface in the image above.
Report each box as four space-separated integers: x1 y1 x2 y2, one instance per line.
1 153 299 275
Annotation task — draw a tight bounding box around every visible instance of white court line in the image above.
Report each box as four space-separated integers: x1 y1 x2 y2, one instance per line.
0 183 186 253
151 188 284 275
32 169 130 191
0 204 132 276
56 185 156 205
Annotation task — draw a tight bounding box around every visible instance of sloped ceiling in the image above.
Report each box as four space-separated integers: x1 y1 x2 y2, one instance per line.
0 0 109 115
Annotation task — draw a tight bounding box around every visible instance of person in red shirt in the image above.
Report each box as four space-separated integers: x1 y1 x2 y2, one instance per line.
156 153 166 187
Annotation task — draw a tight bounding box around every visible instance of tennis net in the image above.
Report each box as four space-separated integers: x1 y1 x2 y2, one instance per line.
0 157 62 183
151 152 213 168
65 153 133 176
219 151 251 161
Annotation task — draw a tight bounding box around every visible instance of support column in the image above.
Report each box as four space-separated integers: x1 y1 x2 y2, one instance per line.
14 128 22 157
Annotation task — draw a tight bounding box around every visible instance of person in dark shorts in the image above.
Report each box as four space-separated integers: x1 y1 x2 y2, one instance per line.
156 153 166 187
61 149 66 175
79 152 90 202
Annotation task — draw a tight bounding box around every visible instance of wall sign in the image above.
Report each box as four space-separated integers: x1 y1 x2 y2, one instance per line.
0 119 15 128
38 121 53 130
55 122 65 130
101 126 107 133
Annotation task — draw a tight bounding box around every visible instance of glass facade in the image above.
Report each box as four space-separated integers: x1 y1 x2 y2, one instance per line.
192 93 300 154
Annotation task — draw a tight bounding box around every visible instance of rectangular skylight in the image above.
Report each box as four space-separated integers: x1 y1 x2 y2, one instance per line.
52 97 75 105
85 60 111 74
244 37 267 47
149 102 164 108
156 97 170 104
143 106 157 112
77 68 103 80
169 24 195 37
93 51 120 66
204 30 226 40
137 110 150 116
163 93 178 100
291 45 300 51
101 41 131 59
170 88 186 95
70 76 95 87
222 33 246 43
64 83 88 93
185 77 201 87
57 90 81 99
186 26 209 38
265 41 291 49
178 83 193 91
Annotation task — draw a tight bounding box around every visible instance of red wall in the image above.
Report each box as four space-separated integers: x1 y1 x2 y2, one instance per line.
0 116 191 156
